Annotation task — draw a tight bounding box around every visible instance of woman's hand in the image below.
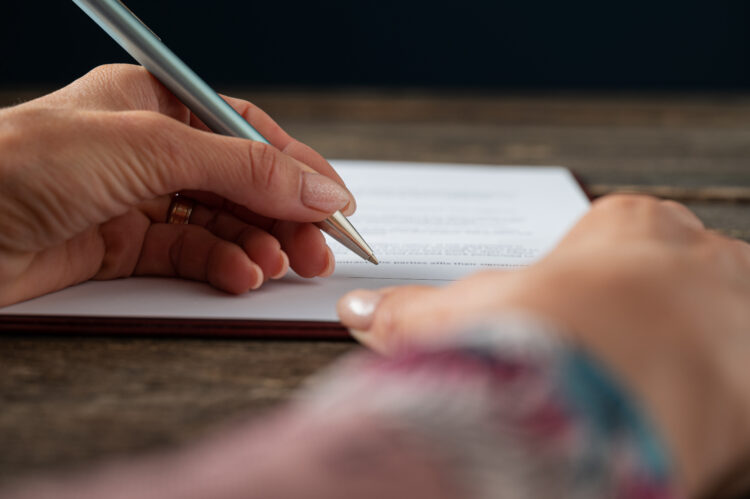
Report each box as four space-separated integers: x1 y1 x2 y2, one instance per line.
338 195 750 497
0 64 355 306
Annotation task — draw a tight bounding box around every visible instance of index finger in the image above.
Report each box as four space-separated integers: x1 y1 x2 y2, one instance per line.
194 94 348 188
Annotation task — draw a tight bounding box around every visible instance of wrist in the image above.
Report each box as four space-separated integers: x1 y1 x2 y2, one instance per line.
500 266 750 497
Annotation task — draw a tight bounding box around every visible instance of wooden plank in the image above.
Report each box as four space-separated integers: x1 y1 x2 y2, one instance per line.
5 90 750 127
3 89 749 187
279 121 750 188
0 335 356 483
239 91 750 128
225 92 750 189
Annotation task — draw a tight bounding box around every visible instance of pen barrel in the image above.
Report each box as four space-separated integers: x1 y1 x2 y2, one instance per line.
72 0 268 143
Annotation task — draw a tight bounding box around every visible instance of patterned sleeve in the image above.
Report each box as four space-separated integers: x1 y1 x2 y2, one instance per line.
301 315 677 499
3 315 678 499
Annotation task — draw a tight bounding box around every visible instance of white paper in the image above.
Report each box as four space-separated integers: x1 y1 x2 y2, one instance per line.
0 161 590 322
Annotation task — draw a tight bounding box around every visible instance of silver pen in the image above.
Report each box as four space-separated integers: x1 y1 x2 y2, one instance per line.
72 0 378 265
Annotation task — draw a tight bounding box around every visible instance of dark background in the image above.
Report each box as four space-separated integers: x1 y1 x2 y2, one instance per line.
1 0 749 89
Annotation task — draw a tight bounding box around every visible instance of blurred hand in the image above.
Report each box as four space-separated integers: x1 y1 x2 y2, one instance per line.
0 64 355 306
338 195 750 497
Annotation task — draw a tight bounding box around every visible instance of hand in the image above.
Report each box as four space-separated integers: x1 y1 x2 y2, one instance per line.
0 64 356 306
337 195 750 497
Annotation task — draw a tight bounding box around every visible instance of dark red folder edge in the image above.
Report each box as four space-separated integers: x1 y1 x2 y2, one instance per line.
0 172 590 339
0 315 349 339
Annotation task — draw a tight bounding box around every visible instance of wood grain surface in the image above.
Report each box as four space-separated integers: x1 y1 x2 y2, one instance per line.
1 90 749 488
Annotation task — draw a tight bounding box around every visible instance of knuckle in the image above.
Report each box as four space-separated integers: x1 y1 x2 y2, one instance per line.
592 194 656 214
659 199 687 212
732 240 750 269
692 232 731 261
590 195 698 236
660 200 704 228
83 64 117 83
84 64 161 110
168 229 188 278
234 101 281 137
203 207 224 234
87 63 143 81
248 141 283 191
584 195 657 234
659 198 689 216
281 138 302 156
716 234 750 262
232 99 258 121
725 239 748 261
85 64 150 94
113 111 187 192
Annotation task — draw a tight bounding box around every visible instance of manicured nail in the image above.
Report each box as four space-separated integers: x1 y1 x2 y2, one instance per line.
318 247 336 277
301 172 352 213
270 250 289 279
342 195 357 216
337 289 382 332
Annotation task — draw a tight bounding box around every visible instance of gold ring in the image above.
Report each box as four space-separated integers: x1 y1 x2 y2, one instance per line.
167 196 194 224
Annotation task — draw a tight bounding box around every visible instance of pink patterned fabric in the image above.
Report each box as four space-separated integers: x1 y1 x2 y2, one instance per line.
3 317 676 499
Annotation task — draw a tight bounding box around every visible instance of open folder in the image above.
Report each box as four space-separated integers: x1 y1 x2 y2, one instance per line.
0 161 590 338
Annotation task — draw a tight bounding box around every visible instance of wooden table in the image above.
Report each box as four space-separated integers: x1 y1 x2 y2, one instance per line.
1 90 749 486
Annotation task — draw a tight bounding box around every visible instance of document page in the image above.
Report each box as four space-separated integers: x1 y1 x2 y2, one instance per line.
0 161 590 322
331 161 588 280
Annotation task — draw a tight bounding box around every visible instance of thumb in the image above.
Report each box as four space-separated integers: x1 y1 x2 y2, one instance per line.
337 286 441 354
99 110 355 222
337 270 519 354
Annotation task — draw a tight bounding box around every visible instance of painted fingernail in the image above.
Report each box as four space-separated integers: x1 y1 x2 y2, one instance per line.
318 247 336 277
301 172 351 213
342 195 357 216
270 250 289 279
337 289 382 332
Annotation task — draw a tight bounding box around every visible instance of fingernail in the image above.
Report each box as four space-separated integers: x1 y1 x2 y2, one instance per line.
301 172 352 213
318 247 335 277
270 250 289 279
337 289 382 332
249 261 264 290
342 196 357 216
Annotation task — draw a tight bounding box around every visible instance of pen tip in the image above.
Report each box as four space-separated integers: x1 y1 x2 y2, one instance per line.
368 255 379 265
